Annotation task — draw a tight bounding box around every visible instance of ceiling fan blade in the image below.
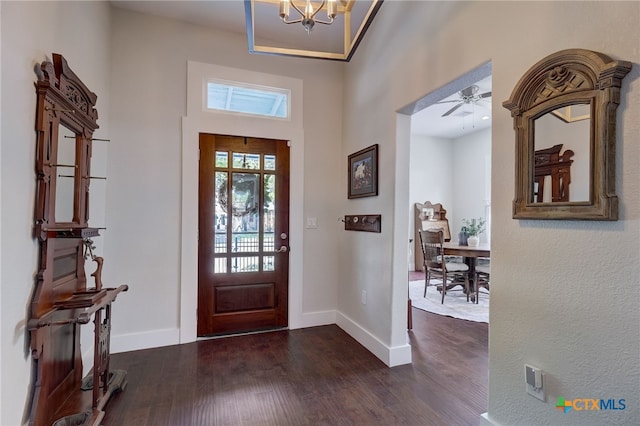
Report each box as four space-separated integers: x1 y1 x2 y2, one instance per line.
479 91 492 98
435 99 462 104
442 103 463 117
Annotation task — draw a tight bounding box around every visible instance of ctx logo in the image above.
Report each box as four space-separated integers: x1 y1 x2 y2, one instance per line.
556 397 626 413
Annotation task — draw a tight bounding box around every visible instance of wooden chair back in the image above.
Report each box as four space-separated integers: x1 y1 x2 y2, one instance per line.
414 201 451 271
534 144 573 202
419 229 445 270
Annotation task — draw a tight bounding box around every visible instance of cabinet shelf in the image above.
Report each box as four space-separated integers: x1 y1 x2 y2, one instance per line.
38 227 101 239
28 285 128 330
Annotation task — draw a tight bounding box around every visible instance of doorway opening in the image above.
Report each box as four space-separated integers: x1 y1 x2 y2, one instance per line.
397 61 492 327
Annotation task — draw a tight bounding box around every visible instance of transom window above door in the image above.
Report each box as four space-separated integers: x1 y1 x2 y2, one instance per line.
206 80 289 119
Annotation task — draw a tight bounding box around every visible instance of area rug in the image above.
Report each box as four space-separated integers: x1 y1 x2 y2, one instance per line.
409 279 489 323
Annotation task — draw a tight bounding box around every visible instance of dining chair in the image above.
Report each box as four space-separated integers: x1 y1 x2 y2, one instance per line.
474 258 490 304
414 201 464 268
419 229 470 304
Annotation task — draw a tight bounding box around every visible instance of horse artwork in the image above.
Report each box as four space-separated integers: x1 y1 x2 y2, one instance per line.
353 158 371 187
348 144 379 199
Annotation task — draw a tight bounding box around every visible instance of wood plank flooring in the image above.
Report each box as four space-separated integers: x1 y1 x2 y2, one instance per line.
103 308 487 425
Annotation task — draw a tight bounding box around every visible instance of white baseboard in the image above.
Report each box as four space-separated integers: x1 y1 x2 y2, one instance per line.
110 327 180 354
110 312 337 354
336 311 411 367
480 412 499 425
388 342 412 366
106 313 413 369
110 310 336 356
81 327 186 372
290 309 336 329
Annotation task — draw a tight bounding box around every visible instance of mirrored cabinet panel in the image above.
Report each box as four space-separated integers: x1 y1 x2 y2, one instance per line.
54 124 78 223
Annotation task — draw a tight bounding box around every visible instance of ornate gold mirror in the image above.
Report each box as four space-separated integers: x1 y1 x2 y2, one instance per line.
503 49 631 220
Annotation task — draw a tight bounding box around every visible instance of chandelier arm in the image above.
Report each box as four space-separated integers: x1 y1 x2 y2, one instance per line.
309 1 327 20
313 18 335 25
281 17 304 24
281 0 335 32
288 1 306 18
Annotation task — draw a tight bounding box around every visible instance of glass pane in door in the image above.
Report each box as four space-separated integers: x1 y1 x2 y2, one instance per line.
231 172 260 272
233 152 260 170
263 173 275 251
264 154 276 171
215 151 228 167
214 171 228 253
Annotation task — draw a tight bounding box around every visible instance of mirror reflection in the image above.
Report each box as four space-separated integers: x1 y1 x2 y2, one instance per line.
55 124 77 223
533 104 590 203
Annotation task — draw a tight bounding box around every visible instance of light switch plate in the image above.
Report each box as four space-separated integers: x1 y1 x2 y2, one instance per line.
306 217 318 229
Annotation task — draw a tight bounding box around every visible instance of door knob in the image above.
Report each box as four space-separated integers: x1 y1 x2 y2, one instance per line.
276 245 288 253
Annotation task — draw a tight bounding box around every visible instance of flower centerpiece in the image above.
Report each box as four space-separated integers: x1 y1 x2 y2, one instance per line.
462 217 486 247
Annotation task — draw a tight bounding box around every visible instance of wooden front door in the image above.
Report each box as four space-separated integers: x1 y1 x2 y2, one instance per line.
198 134 290 336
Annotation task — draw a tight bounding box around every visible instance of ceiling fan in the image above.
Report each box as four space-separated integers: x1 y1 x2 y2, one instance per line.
437 85 492 117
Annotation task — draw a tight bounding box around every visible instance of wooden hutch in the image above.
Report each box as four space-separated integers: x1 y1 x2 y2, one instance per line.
28 53 127 426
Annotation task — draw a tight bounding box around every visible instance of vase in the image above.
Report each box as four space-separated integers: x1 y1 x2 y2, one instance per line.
458 232 468 246
468 236 480 247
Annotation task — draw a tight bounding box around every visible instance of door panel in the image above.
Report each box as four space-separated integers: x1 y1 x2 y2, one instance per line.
198 134 289 336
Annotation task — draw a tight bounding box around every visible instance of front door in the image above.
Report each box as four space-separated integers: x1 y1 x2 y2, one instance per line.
198 134 290 336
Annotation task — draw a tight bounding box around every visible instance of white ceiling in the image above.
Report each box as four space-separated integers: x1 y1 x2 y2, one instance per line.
110 1 492 139
410 75 492 139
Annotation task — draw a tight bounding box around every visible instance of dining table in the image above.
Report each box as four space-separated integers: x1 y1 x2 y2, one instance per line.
442 242 490 302
408 241 491 329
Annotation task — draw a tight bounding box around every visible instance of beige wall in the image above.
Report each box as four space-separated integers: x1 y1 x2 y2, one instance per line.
344 1 639 424
105 7 344 347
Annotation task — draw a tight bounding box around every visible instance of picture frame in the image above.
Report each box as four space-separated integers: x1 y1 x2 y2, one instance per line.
348 144 378 199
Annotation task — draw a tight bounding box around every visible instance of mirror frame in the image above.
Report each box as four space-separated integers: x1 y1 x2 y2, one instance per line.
503 49 631 220
34 53 98 237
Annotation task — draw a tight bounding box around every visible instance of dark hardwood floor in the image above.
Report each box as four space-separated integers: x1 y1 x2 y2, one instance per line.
103 307 487 425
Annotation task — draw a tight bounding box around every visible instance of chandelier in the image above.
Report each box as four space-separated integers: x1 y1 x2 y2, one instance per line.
279 0 337 34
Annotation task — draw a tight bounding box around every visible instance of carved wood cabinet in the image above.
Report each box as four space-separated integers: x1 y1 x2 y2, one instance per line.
28 53 127 426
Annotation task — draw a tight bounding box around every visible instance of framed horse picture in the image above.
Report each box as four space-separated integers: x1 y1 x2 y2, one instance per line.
348 144 378 199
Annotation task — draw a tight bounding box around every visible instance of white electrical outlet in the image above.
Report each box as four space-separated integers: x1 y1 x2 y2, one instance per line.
361 290 367 305
525 364 545 401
